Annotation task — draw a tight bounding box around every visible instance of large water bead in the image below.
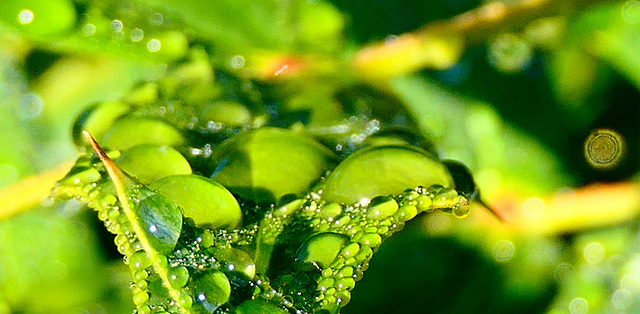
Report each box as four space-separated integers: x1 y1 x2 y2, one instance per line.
357 233 382 248
209 127 337 203
150 174 241 229
133 290 150 306
72 101 130 147
116 144 192 184
323 145 454 204
319 203 343 220
168 266 190 288
134 189 183 255
366 196 398 219
335 277 356 291
101 117 184 151
296 233 349 269
129 251 152 270
191 270 231 313
216 247 257 280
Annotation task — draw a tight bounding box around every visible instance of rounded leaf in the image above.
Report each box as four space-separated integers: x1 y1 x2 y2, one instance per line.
117 144 192 184
200 101 251 127
72 101 130 147
323 145 453 204
101 117 184 151
210 127 336 203
150 174 241 229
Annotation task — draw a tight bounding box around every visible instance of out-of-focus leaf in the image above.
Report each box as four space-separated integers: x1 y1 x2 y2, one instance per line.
391 75 574 196
0 207 110 312
141 0 344 55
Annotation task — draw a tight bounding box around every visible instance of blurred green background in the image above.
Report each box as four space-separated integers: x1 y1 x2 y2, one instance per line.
1 0 640 313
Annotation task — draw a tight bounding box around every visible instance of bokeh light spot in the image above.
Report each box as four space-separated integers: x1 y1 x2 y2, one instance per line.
18 93 44 120
612 289 632 310
555 263 574 282
488 33 532 73
83 24 96 36
583 242 604 263
623 1 640 24
111 20 123 32
493 240 515 262
522 197 545 220
18 10 34 24
622 273 640 292
147 39 161 52
230 55 245 68
569 298 588 314
584 128 624 169
131 28 144 42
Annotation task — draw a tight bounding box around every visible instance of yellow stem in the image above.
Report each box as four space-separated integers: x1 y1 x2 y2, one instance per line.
352 0 613 79
0 160 75 221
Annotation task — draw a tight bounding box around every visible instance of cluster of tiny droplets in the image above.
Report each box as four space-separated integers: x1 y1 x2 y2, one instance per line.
53 154 196 314
259 185 469 313
53 142 471 314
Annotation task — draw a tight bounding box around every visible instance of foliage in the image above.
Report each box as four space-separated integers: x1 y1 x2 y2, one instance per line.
1 0 640 313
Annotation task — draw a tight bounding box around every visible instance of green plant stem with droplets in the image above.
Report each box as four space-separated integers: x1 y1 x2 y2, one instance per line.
0 0 618 222
83 131 194 314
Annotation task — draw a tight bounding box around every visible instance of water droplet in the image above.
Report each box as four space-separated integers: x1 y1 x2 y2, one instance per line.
230 55 245 68
623 1 640 24
569 298 588 314
522 197 545 220
168 266 190 288
83 23 96 36
296 233 348 269
133 290 149 305
584 242 604 263
612 289 632 310
131 28 144 42
130 251 152 270
357 233 381 248
111 20 123 31
18 10 34 24
112 31 125 40
18 93 43 120
192 271 231 313
493 240 515 262
366 196 398 219
584 128 624 169
147 39 161 52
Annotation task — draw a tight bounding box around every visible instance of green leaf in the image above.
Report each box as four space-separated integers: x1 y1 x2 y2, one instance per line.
236 299 289 314
323 145 453 204
142 0 295 52
210 127 337 203
82 131 192 313
150 174 242 229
